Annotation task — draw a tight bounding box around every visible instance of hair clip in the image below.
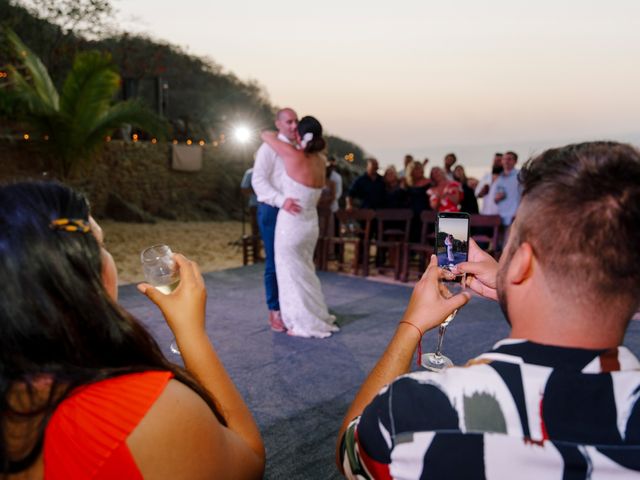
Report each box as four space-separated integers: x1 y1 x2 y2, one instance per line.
50 218 91 233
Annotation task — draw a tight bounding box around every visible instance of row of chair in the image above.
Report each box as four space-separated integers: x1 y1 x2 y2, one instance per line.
316 209 502 282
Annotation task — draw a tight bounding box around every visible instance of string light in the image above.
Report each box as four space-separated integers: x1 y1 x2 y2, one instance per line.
151 138 157 144
23 133 29 140
172 139 178 145
105 136 111 142
186 139 192 145
132 133 139 142
0 71 8 79
198 140 205 146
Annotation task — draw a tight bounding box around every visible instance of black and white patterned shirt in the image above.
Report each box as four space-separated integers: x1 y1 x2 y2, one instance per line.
341 339 640 479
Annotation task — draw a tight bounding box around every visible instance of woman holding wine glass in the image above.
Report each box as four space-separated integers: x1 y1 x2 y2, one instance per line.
0 181 265 478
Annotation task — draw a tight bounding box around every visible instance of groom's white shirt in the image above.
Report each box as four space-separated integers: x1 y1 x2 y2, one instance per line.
251 133 292 208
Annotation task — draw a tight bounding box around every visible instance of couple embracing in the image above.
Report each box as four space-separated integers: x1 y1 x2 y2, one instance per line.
251 108 339 338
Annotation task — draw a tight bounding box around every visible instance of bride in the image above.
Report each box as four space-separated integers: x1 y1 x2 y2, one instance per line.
261 116 339 338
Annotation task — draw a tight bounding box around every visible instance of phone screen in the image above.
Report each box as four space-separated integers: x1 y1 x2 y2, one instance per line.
436 212 470 272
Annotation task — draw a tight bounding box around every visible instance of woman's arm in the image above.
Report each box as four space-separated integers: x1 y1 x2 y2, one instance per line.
138 255 265 477
261 130 303 175
427 187 440 210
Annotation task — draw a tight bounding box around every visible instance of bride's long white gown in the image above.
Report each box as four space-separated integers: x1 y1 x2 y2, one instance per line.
275 173 339 338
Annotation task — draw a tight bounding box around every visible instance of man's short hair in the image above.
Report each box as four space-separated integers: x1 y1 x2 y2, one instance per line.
504 151 518 161
515 141 640 317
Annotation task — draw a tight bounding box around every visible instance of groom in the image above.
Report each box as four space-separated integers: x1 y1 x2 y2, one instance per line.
252 107 301 331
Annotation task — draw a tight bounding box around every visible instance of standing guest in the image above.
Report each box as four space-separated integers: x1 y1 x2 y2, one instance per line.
346 158 386 211
475 152 503 215
494 150 521 226
382 166 408 209
251 107 301 332
338 141 640 479
453 164 479 214
0 182 265 479
444 152 457 180
398 154 414 179
428 166 462 212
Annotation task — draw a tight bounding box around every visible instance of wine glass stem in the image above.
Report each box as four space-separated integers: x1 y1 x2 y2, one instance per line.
434 323 448 357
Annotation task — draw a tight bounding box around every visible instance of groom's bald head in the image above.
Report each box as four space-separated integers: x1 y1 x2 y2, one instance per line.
275 108 298 142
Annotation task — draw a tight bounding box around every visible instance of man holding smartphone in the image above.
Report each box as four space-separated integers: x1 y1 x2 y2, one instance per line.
338 142 640 478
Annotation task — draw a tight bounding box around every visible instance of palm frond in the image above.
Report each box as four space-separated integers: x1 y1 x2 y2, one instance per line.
4 28 59 111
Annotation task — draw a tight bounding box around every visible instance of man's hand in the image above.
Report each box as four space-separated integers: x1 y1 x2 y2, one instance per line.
282 197 302 214
453 238 499 300
494 190 506 203
402 255 470 333
477 184 489 198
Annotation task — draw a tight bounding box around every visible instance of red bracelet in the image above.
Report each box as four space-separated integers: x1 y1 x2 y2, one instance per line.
399 321 423 367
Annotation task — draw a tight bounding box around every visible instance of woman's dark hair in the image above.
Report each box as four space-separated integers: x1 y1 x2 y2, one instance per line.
0 181 225 474
298 116 326 154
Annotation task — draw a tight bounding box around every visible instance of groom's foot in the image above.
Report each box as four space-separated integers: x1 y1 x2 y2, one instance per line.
269 310 286 332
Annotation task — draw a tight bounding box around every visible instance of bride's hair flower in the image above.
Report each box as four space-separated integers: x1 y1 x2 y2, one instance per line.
301 132 314 149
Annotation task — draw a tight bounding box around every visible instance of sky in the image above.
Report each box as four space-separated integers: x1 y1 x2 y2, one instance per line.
438 217 468 243
115 0 640 177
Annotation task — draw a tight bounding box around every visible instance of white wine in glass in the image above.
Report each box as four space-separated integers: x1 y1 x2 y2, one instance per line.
141 244 181 355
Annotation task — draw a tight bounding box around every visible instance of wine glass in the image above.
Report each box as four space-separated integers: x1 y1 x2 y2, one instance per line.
141 244 180 355
421 278 465 372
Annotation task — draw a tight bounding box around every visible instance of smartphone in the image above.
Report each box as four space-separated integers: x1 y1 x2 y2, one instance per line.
435 212 470 278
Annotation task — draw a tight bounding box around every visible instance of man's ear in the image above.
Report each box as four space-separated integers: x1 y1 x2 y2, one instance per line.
506 242 534 285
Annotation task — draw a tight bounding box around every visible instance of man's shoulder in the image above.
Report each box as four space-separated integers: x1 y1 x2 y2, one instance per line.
255 142 276 160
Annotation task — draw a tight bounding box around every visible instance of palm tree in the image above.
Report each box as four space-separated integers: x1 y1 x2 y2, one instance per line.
2 28 167 177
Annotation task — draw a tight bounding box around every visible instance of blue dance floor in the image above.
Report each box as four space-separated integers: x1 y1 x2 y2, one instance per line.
118 265 640 479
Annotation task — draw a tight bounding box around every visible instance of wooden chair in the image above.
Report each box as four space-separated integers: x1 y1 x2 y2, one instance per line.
241 206 262 265
368 209 413 280
322 209 375 276
470 214 501 258
315 206 334 269
401 210 437 282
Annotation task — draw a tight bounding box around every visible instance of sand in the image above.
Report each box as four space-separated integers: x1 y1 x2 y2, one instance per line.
100 220 245 285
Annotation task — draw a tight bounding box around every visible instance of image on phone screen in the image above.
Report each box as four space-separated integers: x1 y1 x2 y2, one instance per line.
436 212 470 272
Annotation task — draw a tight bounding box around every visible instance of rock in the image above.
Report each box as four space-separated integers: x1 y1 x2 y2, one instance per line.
105 193 157 223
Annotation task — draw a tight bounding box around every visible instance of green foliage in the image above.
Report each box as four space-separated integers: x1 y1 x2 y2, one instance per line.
1 28 167 177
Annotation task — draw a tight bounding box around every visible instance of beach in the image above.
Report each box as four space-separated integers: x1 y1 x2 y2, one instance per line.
101 220 245 285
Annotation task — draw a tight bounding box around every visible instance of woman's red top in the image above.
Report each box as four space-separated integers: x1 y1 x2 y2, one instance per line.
44 370 173 479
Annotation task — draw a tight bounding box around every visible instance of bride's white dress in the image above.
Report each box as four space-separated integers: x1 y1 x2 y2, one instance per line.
275 173 339 338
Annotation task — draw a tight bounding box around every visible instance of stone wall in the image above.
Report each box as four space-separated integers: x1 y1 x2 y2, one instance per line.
0 139 252 221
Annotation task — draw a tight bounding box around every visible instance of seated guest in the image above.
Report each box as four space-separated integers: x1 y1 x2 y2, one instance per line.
382 166 408 209
453 164 479 214
337 142 640 478
428 166 462 212
346 157 385 211
0 182 265 478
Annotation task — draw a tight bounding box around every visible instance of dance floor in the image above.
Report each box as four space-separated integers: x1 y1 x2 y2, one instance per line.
119 265 640 480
